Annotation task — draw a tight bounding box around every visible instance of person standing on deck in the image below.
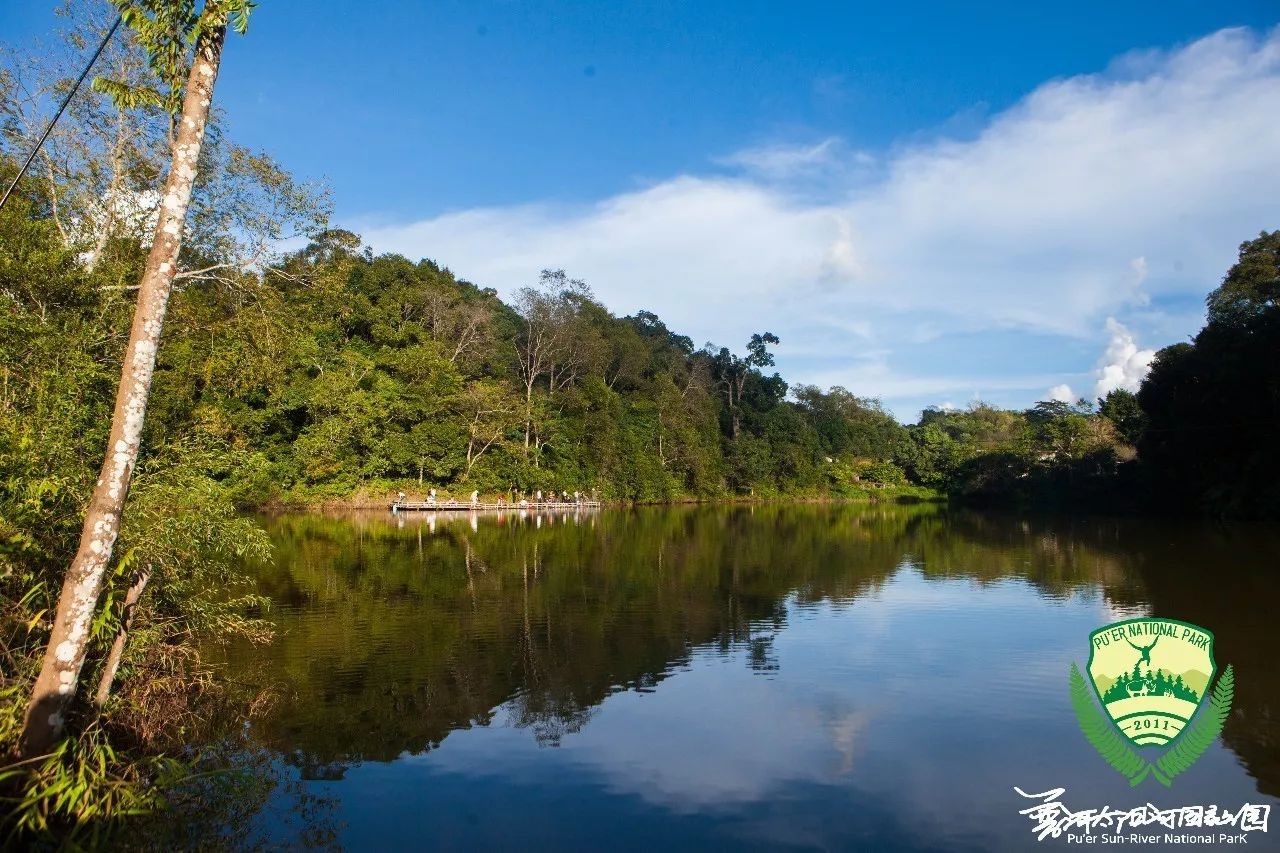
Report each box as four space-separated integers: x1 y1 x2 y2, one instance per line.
428 488 437 506
470 490 479 508
536 489 543 503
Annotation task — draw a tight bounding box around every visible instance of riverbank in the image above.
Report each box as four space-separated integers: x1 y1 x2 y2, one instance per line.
250 481 944 512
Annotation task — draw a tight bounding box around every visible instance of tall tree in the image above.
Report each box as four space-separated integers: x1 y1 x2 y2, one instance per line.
1138 231 1280 517
1097 388 1146 445
21 0 252 758
513 270 593 455
1205 230 1280 326
709 332 779 439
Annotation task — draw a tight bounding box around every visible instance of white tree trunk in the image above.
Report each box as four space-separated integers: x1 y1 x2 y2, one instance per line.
84 113 127 273
20 25 227 759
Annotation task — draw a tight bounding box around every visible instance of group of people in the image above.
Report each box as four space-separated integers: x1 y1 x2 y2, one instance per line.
393 488 481 507
394 488 593 509
520 489 585 506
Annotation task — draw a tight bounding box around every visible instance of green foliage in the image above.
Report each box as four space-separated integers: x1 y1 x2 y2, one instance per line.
862 459 907 486
0 723 182 844
875 231 1280 517
889 400 1133 508
0 5 284 831
1205 231 1280 326
114 443 274 643
1155 665 1234 785
2 0 1278 833
96 1 255 115
126 236 934 504
1138 231 1280 517
1098 389 1146 445
1069 664 1153 786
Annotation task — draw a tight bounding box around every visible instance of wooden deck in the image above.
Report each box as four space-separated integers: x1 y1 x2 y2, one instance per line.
390 500 601 512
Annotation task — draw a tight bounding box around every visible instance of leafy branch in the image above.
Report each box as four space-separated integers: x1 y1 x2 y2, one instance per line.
1070 663 1234 787
1154 664 1233 784
1069 663 1155 786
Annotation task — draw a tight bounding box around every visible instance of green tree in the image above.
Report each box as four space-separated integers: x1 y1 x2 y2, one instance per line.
1098 388 1146 445
1139 231 1280 517
708 332 780 439
1205 231 1280 326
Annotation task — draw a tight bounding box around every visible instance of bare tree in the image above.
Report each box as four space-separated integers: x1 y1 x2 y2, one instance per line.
460 380 518 476
421 289 495 365
177 146 330 290
0 2 168 268
513 270 595 454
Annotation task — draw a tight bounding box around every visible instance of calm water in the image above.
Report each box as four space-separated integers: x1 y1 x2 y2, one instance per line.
217 505 1280 851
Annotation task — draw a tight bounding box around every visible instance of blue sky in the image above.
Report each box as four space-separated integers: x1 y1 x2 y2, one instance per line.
7 1 1280 420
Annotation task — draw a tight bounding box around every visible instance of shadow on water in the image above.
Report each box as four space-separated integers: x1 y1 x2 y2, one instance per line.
210 504 1280 849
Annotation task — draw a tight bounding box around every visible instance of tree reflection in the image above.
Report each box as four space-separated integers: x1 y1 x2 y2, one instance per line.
216 505 1277 796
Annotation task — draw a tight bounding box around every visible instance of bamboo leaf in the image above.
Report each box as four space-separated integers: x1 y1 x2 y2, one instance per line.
24 608 47 632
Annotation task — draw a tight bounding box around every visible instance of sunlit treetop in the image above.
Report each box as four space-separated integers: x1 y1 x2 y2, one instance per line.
91 0 254 115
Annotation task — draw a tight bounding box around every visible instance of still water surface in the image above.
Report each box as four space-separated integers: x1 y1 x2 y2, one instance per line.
221 505 1280 850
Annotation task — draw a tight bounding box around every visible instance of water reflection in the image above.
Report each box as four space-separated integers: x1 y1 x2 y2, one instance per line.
222 505 1280 850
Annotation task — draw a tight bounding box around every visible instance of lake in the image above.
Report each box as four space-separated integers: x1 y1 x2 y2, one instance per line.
215 504 1280 850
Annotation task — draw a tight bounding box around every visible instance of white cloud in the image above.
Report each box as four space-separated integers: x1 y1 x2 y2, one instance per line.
718 137 844 178
1130 256 1149 287
362 177 851 340
1048 384 1076 404
1093 317 1156 398
360 27 1280 417
714 138 879 194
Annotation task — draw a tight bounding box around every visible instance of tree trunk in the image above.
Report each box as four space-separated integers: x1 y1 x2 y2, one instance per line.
20 26 227 759
92 567 150 710
85 113 128 273
523 381 533 455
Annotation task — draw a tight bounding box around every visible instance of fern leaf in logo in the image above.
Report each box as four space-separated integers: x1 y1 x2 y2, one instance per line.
1154 664 1234 784
1070 663 1152 786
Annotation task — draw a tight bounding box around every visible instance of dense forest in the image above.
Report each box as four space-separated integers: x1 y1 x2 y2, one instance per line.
8 196 1279 514
2 0 1279 842
11 203 1278 514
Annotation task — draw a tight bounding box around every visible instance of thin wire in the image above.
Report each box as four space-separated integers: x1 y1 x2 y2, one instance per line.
0 15 123 213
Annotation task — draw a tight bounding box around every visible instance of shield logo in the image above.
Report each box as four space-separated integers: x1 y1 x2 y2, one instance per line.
1086 618 1216 747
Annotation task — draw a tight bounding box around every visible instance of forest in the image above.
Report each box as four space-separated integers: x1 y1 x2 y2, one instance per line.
10 205 1276 516
7 198 1279 516
2 0 1279 843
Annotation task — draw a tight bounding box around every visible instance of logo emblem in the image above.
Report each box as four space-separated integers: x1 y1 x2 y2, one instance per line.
1070 618 1234 787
